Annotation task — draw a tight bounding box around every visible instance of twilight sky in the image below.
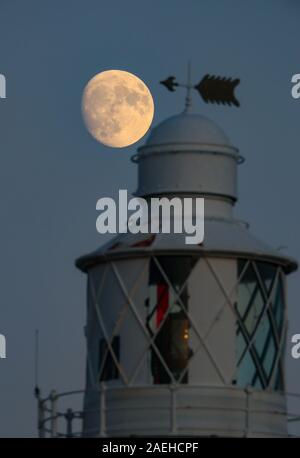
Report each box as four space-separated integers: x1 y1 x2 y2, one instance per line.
0 0 300 436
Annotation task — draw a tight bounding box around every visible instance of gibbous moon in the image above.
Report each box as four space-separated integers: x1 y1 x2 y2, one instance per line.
82 70 154 148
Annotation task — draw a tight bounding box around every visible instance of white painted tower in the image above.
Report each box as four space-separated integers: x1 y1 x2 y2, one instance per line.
76 105 297 437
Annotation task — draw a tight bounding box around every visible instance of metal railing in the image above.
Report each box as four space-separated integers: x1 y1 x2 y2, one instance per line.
36 385 300 438
37 389 96 437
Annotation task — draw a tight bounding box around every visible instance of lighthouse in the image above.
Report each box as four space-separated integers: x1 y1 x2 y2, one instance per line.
75 82 298 437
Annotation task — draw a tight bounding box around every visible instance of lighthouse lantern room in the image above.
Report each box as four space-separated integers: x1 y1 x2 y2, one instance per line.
76 92 297 437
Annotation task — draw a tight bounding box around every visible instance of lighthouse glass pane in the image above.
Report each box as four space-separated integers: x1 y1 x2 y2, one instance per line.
244 288 264 336
237 331 246 361
236 262 265 336
236 260 284 391
98 336 120 381
254 312 271 357
274 277 284 332
236 262 257 318
263 333 276 376
256 261 276 294
147 256 194 384
237 350 256 386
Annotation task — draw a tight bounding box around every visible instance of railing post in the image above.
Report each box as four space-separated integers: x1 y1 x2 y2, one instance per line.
37 398 45 438
50 390 58 437
99 383 106 437
170 385 177 434
65 408 74 437
245 387 252 437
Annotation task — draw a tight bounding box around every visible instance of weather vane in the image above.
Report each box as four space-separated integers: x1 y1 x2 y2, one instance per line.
160 62 240 109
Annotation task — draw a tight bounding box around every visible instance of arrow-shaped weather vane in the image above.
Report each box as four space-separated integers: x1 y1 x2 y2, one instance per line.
160 63 240 108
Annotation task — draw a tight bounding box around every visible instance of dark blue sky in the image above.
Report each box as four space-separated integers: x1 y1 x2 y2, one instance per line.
0 0 300 436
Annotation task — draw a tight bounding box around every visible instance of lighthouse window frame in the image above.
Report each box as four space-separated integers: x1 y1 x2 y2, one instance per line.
87 255 286 391
236 260 285 391
146 256 195 385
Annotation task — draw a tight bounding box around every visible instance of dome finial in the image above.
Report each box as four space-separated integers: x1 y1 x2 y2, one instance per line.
184 60 192 113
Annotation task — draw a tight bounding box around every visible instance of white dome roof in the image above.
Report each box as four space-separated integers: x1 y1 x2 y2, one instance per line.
146 112 231 147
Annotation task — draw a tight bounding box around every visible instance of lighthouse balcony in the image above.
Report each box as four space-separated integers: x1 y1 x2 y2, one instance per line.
37 385 300 438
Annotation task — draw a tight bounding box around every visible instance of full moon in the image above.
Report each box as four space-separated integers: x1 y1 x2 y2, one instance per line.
82 70 154 148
